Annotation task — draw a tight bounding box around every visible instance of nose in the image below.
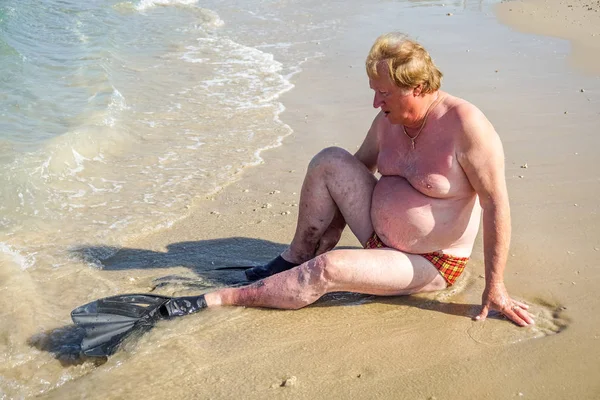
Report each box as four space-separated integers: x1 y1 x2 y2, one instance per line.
373 92 384 109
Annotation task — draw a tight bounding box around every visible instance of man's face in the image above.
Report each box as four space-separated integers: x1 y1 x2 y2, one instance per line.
369 63 413 125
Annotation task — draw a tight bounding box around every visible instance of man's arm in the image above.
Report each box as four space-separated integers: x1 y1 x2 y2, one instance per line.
456 104 534 327
353 111 384 172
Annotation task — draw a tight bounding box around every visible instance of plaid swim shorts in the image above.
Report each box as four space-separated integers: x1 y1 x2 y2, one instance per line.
364 232 469 286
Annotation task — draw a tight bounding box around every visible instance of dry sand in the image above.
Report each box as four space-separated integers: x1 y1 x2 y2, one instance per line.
40 1 600 399
495 0 600 74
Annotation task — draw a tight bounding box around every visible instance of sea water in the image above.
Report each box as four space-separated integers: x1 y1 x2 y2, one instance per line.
0 0 325 269
0 0 347 396
0 0 352 278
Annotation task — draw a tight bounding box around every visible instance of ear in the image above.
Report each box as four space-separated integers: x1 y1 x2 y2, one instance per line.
412 84 423 97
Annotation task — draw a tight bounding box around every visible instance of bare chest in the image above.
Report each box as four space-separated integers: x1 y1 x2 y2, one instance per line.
376 125 471 198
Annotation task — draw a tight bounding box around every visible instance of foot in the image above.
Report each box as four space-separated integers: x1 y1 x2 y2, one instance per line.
244 255 300 281
160 295 207 318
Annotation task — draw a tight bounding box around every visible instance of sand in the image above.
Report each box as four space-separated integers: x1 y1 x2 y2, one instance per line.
38 0 600 399
495 0 600 74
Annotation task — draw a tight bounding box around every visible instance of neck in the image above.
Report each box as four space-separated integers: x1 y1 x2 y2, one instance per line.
404 91 440 130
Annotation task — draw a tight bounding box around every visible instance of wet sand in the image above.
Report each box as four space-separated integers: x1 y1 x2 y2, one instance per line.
33 1 600 399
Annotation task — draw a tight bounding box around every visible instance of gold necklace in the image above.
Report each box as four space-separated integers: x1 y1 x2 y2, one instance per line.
403 93 444 150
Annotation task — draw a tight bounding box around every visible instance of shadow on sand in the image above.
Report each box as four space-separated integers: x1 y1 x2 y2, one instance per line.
31 236 486 365
69 236 290 287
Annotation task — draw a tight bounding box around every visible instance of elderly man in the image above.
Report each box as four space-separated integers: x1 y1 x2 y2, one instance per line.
207 32 534 326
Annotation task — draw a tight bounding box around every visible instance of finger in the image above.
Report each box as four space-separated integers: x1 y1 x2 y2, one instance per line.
515 307 535 325
474 305 489 321
503 308 529 327
513 300 530 310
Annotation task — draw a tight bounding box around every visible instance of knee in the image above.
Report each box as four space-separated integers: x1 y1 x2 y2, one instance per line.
297 254 328 287
308 146 353 172
296 252 341 291
294 253 334 309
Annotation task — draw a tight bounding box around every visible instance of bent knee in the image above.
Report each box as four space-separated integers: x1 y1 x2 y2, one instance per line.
308 146 354 171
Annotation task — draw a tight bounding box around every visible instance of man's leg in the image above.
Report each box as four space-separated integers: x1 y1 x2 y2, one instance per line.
285 146 377 263
246 147 377 280
209 248 448 309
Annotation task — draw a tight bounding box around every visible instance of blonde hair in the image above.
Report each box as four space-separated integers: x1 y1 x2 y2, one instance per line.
366 32 443 93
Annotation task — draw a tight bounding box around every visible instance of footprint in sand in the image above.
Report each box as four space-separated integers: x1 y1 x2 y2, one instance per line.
466 299 569 345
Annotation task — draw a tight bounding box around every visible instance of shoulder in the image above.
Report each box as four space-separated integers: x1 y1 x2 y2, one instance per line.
443 95 489 128
442 95 499 152
442 96 508 202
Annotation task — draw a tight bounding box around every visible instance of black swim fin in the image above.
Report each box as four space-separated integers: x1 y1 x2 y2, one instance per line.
71 293 207 357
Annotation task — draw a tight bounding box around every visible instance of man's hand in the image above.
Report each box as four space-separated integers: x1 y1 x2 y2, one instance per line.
475 281 535 327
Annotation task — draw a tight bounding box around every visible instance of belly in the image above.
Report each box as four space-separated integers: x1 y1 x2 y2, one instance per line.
371 176 479 254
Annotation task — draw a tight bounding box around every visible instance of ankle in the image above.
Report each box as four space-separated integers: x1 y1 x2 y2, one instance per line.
204 291 222 307
281 248 311 265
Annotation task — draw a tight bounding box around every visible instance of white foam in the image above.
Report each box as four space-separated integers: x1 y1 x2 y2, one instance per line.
65 203 85 210
34 157 52 179
103 88 127 127
241 102 294 170
201 9 224 29
135 0 198 12
133 1 224 33
139 120 157 128
184 37 296 109
168 103 182 111
181 53 208 64
69 149 88 175
185 137 204 150
158 152 178 164
109 216 132 230
0 243 35 271
67 189 87 199
87 182 122 194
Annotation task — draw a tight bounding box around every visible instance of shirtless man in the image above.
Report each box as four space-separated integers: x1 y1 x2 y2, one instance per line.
204 32 534 327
